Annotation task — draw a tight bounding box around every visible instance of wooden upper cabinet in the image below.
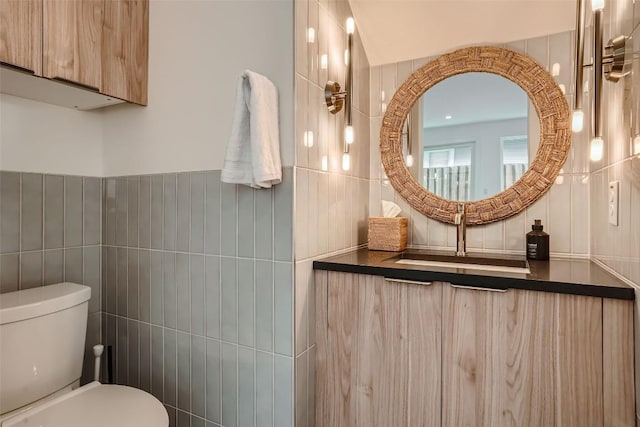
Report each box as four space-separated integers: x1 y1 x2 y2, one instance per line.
0 0 42 74
43 0 102 89
102 0 148 105
2 0 148 106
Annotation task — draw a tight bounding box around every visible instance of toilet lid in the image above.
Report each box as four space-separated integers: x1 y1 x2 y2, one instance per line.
2 382 168 427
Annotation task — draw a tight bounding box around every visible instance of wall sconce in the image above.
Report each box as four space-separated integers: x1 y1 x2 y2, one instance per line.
574 0 630 161
324 17 354 170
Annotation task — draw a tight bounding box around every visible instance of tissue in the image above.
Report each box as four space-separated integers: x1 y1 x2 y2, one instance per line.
381 200 401 217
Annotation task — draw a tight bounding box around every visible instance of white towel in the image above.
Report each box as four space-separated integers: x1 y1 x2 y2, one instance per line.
222 70 282 189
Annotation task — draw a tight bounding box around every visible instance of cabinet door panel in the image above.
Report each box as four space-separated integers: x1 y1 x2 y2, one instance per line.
556 293 603 427
443 286 603 427
0 0 42 73
442 284 499 426
102 0 148 105
602 298 634 427
316 272 441 427
43 0 102 89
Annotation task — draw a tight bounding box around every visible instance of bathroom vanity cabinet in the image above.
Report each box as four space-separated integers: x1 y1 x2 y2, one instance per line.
315 270 635 427
0 0 148 106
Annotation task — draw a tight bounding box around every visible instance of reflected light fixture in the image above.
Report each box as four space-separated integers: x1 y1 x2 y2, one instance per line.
574 0 630 161
324 17 355 171
633 135 640 156
303 130 314 148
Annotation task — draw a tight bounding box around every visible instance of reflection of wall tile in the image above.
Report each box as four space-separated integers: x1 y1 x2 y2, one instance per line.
526 36 549 70
549 31 573 92
296 0 309 79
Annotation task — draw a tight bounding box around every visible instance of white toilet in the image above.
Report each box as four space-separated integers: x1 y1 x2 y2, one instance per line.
0 282 169 427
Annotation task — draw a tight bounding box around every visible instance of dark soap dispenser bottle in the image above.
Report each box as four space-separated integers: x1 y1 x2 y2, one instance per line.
526 219 549 260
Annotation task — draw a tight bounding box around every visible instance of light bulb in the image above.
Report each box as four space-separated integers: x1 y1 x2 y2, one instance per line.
342 153 350 171
590 137 604 161
572 110 584 132
592 0 604 11
307 27 315 43
345 125 354 144
303 130 314 148
633 135 640 155
346 17 355 34
321 155 328 171
406 154 414 167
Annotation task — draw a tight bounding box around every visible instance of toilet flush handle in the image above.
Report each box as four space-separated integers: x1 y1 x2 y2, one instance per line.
93 344 104 382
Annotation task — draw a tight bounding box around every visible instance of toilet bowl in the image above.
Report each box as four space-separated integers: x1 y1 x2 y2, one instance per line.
0 283 168 427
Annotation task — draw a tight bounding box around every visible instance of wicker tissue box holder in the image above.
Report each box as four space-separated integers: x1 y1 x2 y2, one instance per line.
368 217 408 251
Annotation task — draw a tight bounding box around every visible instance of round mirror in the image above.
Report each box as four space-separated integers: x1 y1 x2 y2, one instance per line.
404 72 540 202
381 46 571 225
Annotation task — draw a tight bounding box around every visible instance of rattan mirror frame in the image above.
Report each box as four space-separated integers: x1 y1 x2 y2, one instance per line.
380 46 571 225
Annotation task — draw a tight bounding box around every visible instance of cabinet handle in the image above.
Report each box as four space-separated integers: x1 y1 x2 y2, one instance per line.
450 284 508 293
384 278 433 286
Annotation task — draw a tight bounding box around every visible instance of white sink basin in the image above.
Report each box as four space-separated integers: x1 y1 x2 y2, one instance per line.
391 251 531 274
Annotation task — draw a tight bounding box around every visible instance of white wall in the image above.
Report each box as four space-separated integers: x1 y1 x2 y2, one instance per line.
0 94 103 176
101 0 295 176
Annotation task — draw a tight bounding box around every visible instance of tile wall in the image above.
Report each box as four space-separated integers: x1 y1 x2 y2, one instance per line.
0 171 102 384
101 169 294 427
586 0 640 421
589 0 639 288
369 30 592 258
293 0 371 426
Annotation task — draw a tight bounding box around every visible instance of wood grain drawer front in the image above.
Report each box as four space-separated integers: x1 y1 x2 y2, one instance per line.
315 271 442 427
0 0 42 73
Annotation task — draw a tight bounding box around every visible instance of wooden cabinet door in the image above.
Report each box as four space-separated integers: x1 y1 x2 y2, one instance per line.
442 284 606 427
315 272 442 427
0 0 42 73
43 0 102 89
101 0 148 105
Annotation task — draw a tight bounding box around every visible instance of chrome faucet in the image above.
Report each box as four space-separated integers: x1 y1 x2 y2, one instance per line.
454 203 466 256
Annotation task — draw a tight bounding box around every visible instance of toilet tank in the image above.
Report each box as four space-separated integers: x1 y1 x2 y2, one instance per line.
0 283 90 416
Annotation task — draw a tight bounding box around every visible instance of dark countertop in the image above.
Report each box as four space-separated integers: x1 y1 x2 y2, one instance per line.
313 248 635 300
